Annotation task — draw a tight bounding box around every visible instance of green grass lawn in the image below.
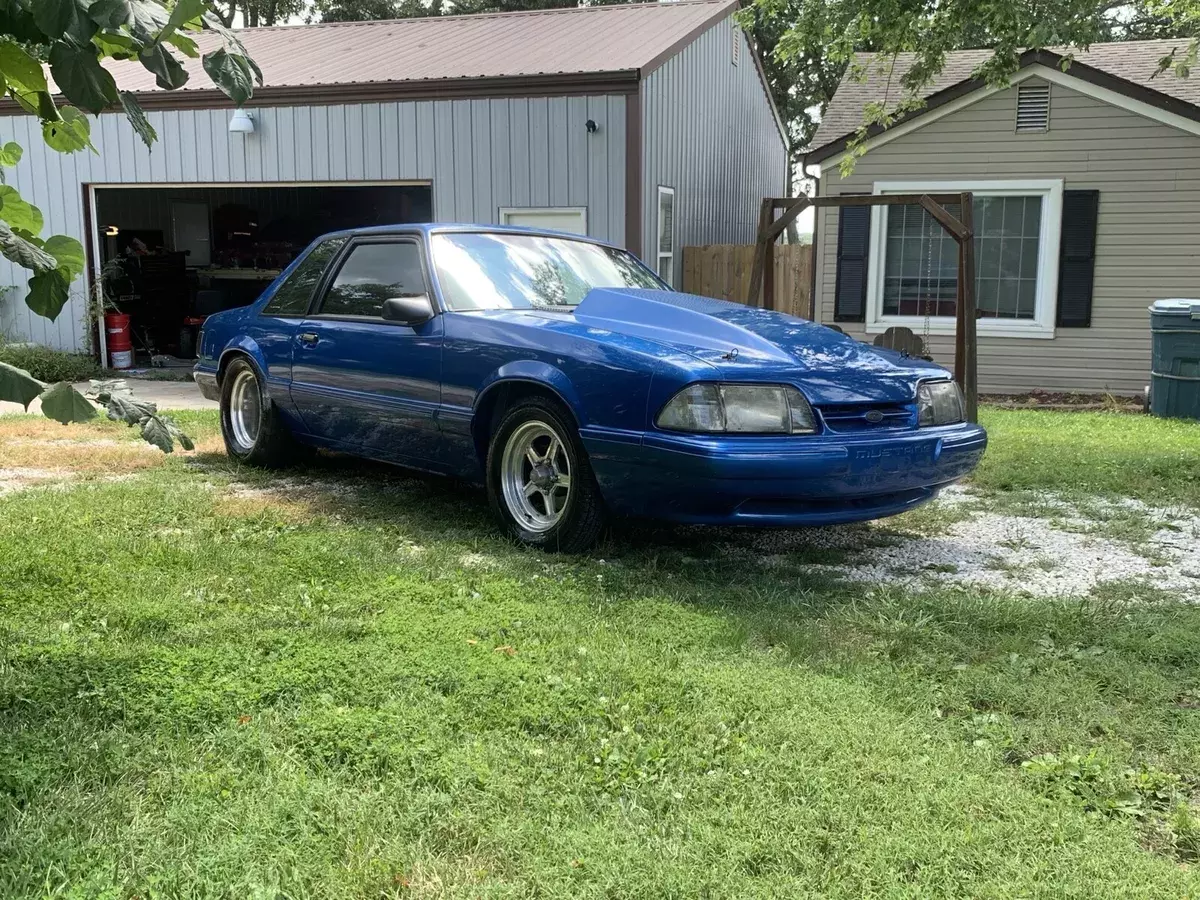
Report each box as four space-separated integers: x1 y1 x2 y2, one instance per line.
1 408 1199 898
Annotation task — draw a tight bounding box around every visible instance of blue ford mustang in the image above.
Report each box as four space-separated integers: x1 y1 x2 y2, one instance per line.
194 224 986 551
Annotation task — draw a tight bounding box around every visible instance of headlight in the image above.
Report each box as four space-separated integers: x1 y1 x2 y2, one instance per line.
656 383 817 434
917 380 965 426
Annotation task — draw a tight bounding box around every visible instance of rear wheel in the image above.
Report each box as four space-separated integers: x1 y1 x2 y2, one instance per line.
487 397 605 552
219 356 306 467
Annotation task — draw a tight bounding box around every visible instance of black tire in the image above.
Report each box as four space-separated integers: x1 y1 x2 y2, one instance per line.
219 356 306 467
486 396 606 553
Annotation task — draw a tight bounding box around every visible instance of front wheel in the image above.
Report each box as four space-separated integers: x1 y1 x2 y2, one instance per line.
219 356 306 467
487 397 606 553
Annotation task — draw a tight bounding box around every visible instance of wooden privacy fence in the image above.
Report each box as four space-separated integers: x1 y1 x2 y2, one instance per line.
681 243 812 317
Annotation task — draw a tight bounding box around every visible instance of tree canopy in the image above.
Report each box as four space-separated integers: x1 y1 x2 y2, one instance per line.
0 0 260 441
746 0 1195 171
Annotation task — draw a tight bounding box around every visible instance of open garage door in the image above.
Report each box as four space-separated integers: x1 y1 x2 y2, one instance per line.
88 181 432 367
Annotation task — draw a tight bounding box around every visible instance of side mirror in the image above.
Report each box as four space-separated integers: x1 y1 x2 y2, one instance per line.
382 295 435 326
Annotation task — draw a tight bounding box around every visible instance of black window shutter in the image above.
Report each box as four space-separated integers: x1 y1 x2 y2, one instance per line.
834 198 870 322
1056 190 1099 328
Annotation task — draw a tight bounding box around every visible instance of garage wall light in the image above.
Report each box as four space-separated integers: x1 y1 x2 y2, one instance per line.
229 110 255 134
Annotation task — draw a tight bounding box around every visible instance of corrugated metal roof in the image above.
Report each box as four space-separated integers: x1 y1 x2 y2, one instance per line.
107 0 736 94
811 39 1200 153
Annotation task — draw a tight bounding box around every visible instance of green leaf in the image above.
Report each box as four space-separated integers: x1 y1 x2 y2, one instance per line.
105 392 157 425
35 0 79 38
35 0 98 44
202 49 256 106
163 0 206 38
49 43 120 114
26 268 72 320
43 107 95 153
0 41 48 94
38 381 98 425
141 414 174 452
88 0 136 29
124 0 171 45
161 414 193 451
0 360 45 409
165 31 199 58
139 43 188 91
45 234 86 279
0 141 22 167
119 91 156 148
93 31 138 59
0 185 44 234
0 221 56 271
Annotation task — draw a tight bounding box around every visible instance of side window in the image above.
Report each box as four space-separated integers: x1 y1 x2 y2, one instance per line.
319 242 426 319
262 236 347 317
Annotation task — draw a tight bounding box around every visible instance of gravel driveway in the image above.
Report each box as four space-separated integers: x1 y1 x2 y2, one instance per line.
738 486 1200 602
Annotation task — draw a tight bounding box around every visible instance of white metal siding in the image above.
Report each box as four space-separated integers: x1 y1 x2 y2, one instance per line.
641 16 787 285
0 94 626 351
814 79 1200 395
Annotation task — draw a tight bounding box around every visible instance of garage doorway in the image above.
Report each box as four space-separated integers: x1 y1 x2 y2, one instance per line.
89 181 432 365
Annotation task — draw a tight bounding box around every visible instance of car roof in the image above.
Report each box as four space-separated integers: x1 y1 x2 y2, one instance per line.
315 222 621 248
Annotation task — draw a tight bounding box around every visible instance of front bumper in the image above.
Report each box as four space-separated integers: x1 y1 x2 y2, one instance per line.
583 422 987 526
193 365 220 401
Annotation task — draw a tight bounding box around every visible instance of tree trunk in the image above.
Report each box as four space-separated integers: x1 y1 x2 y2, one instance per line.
248 5 259 26
217 0 237 26
263 0 280 25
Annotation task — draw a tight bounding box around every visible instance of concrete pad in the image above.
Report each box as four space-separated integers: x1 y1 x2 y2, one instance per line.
0 376 217 417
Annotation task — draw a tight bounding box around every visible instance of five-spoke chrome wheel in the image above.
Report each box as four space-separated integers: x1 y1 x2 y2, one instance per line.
227 368 262 452
500 419 572 533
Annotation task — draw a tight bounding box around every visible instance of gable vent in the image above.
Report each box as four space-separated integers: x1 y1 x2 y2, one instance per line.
1016 83 1050 132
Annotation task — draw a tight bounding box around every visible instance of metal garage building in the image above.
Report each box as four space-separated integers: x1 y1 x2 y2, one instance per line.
0 0 785 355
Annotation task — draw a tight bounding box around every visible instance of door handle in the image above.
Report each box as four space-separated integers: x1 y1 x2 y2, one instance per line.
298 332 319 347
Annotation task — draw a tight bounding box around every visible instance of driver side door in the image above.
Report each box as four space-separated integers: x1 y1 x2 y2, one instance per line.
289 236 444 464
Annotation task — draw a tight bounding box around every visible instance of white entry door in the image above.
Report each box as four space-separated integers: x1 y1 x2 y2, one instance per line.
499 207 587 235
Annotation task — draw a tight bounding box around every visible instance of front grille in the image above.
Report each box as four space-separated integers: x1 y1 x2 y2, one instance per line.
817 401 914 432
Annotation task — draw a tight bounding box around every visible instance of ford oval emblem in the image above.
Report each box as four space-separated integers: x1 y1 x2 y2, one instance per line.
865 409 885 424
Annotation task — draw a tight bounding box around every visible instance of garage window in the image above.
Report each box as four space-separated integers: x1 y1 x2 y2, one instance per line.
656 186 675 286
319 242 426 319
499 207 588 235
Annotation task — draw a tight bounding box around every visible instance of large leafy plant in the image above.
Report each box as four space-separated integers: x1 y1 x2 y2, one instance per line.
1 363 193 452
0 0 259 444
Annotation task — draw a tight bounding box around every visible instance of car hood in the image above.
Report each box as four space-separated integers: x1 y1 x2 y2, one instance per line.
571 288 947 404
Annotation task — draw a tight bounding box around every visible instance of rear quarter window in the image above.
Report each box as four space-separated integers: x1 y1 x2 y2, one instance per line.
261 237 348 317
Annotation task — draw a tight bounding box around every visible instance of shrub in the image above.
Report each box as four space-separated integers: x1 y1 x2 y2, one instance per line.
0 341 100 384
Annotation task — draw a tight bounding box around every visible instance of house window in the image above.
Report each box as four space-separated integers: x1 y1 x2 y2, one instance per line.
867 179 1062 339
657 186 675 286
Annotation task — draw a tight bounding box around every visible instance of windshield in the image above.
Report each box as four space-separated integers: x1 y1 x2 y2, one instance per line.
431 232 665 311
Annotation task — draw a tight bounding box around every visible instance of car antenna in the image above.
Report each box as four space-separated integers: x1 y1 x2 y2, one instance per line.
721 347 739 361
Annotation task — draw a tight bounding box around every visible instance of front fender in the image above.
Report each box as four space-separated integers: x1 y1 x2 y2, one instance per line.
474 360 588 425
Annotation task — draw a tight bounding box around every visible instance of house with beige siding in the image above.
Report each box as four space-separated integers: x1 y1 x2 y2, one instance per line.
807 41 1200 395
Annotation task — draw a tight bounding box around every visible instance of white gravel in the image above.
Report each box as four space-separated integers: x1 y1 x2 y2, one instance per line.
747 486 1200 602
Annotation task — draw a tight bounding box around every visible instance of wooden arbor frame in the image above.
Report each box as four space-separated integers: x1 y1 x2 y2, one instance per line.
749 193 979 423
